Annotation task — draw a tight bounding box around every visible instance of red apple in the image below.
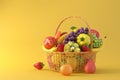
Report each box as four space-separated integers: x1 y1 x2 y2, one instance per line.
44 36 57 49
90 29 100 38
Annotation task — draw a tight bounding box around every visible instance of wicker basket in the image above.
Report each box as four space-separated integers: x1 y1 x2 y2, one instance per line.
47 16 98 73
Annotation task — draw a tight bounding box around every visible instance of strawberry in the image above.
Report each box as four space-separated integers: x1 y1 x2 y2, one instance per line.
57 43 65 52
34 62 44 70
90 29 100 38
81 45 89 52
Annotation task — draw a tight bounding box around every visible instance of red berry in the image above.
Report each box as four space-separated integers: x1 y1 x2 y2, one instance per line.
57 43 65 52
34 62 44 70
82 45 89 52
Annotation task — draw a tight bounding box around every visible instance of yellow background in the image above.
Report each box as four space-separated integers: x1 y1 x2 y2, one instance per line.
0 0 120 80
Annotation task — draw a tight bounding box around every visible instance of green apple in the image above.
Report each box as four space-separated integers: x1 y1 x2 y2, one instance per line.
77 33 91 46
64 41 80 52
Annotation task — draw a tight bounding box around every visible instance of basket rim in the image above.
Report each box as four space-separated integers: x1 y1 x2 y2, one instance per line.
46 50 98 55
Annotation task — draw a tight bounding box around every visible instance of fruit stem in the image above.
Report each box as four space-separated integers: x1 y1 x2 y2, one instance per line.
81 37 85 41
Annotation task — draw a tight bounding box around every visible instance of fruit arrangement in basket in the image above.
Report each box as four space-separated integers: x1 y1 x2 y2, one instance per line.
42 16 103 75
43 27 102 52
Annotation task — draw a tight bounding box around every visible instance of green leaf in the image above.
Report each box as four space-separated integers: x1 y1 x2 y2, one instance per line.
71 26 77 31
42 63 45 67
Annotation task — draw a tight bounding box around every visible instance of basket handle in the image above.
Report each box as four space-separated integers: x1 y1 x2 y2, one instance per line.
55 16 90 35
55 16 93 49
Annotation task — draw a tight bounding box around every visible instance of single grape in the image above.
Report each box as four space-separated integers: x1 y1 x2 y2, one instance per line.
68 34 72 37
70 36 75 40
79 28 84 33
84 27 89 34
76 29 80 33
75 32 79 37
64 39 68 44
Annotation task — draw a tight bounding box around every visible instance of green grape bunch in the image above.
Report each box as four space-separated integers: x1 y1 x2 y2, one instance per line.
92 34 103 48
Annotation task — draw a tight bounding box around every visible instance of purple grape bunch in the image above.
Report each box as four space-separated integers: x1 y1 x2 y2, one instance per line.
64 31 76 44
75 27 89 37
64 27 89 44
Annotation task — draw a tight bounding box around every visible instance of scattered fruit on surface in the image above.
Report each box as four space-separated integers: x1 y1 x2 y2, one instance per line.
44 36 57 49
81 44 90 52
60 64 73 76
77 33 91 46
57 43 65 52
34 62 44 70
90 29 100 38
64 41 80 52
84 60 96 73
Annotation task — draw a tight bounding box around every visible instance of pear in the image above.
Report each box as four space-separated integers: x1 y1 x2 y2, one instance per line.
84 59 96 73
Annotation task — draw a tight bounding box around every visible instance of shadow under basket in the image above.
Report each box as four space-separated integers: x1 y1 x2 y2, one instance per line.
47 51 97 73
